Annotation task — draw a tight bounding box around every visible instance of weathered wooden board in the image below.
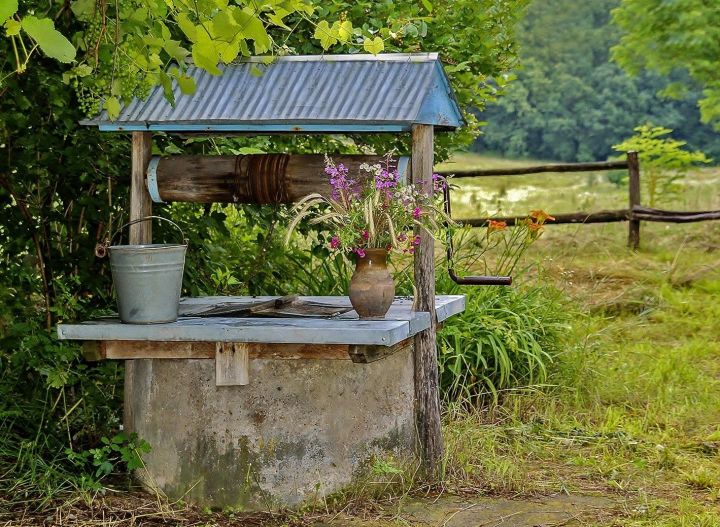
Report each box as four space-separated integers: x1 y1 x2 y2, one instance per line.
83 340 353 361
215 342 249 386
58 296 464 347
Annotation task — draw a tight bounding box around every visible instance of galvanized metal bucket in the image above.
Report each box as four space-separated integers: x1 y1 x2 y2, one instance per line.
108 216 187 324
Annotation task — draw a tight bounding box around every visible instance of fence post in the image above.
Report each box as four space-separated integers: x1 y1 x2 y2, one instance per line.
627 151 641 250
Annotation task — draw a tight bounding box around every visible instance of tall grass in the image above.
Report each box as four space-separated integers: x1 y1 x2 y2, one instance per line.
437 281 571 404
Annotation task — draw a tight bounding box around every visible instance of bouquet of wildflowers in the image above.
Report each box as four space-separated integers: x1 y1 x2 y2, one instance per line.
285 155 451 257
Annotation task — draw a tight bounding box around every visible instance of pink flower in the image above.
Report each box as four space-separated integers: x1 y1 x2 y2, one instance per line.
412 207 421 219
355 248 366 258
408 247 415 254
413 235 421 246
329 236 341 249
361 230 370 240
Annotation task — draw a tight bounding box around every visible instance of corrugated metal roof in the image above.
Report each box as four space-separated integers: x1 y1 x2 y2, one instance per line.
82 53 464 133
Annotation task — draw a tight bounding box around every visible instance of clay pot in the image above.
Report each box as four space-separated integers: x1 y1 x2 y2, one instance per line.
348 248 395 318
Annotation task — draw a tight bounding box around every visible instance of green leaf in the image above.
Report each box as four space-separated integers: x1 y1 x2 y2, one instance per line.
159 71 175 105
163 39 189 63
335 20 353 43
4 17 20 36
70 0 95 20
176 74 196 95
218 39 240 63
314 20 337 50
191 35 221 75
0 0 18 23
421 0 432 12
104 96 121 119
176 12 197 42
21 16 76 63
233 8 270 54
363 36 384 55
212 9 237 42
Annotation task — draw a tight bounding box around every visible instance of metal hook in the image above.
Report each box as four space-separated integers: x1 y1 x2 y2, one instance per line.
442 184 512 286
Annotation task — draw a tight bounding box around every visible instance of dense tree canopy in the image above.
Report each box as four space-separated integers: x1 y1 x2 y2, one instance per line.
475 0 720 162
612 0 720 127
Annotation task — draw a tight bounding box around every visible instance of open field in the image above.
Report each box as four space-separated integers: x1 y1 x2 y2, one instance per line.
435 153 720 525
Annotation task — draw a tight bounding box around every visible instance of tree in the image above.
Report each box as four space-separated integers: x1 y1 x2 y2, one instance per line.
612 0 720 127
475 0 720 162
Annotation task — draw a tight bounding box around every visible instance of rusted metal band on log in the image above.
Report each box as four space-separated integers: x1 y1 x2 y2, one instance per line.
246 153 291 204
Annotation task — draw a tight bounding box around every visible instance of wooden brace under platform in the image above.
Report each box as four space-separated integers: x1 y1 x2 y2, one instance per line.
83 338 413 386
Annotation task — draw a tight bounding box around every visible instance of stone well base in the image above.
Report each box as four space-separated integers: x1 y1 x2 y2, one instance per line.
125 345 417 509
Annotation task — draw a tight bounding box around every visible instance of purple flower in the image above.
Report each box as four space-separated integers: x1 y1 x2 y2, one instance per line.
432 173 447 192
412 207 421 219
413 235 421 246
354 248 366 258
361 230 369 240
375 168 398 191
326 162 358 200
329 236 341 249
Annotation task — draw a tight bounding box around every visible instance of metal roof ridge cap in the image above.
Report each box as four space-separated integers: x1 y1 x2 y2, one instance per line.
222 52 439 64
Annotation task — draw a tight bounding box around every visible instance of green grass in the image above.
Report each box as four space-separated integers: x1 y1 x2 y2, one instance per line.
436 152 720 526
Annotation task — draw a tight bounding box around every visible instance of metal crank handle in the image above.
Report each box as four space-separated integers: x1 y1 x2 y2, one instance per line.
448 269 512 286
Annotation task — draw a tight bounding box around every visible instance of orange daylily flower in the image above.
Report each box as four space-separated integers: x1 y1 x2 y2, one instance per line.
529 209 556 223
527 221 543 232
488 219 508 232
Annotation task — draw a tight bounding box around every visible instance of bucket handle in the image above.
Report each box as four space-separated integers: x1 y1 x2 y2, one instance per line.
95 216 187 258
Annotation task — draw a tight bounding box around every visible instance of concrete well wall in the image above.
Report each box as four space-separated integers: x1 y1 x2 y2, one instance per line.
126 345 417 510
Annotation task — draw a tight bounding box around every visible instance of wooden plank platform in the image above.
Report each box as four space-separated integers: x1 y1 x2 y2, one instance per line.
58 296 465 347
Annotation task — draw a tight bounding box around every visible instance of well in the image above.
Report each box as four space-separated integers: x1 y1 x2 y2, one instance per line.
60 53 468 509
128 349 415 508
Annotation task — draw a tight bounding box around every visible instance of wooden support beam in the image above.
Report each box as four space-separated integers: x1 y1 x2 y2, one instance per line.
215 342 250 386
130 132 153 244
125 131 153 435
627 151 641 250
83 341 355 361
348 338 412 363
82 339 418 363
151 154 409 204
411 124 444 475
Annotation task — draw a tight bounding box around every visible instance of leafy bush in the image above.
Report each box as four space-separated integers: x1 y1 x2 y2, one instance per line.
437 281 571 404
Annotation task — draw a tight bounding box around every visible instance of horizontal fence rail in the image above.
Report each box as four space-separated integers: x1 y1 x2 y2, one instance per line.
443 159 629 178
440 152 720 249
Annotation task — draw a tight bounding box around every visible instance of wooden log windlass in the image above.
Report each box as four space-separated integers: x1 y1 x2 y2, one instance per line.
148 154 409 204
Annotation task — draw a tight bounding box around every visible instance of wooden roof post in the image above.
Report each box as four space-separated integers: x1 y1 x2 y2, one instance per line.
411 124 444 476
130 132 153 244
125 131 153 433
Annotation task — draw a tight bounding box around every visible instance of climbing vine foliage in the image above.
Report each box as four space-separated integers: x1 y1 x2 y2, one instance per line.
1 0 395 118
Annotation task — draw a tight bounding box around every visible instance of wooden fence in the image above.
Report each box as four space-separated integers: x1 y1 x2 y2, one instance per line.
438 151 720 249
